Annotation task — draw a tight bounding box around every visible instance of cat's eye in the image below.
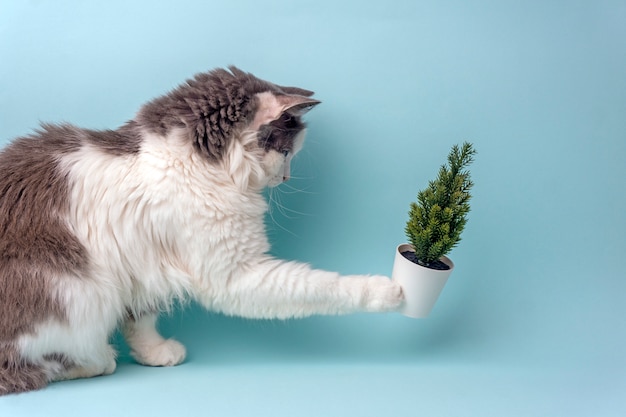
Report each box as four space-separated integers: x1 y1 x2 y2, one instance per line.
281 150 289 157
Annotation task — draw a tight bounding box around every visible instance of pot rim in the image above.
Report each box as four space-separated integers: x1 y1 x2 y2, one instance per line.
396 243 455 271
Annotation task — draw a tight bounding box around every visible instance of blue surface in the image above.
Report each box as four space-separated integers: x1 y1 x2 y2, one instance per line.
1 1 625 416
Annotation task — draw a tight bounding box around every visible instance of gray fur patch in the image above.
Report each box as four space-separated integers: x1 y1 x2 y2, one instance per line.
42 353 75 370
83 121 143 155
31 122 142 156
258 113 307 154
0 344 47 395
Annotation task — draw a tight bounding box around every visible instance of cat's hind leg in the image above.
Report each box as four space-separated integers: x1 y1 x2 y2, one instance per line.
123 313 186 367
0 347 48 395
47 346 117 382
17 319 118 384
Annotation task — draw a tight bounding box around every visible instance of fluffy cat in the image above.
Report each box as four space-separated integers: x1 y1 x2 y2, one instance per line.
0 67 403 395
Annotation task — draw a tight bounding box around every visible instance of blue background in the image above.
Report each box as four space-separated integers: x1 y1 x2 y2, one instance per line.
1 1 625 415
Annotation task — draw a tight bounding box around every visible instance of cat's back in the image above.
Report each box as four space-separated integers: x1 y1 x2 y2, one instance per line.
0 122 142 212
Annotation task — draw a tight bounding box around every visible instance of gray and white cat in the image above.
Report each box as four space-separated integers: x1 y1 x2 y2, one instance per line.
0 67 403 395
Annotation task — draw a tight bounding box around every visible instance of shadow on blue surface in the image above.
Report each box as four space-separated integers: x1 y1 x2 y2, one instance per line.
109 303 490 368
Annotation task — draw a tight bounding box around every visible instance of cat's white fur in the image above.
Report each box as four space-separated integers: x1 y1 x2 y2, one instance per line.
15 92 403 382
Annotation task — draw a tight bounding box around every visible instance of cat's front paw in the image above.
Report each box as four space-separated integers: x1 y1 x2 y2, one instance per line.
363 276 404 312
132 339 187 367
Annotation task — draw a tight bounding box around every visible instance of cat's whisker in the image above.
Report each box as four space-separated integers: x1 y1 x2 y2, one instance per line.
282 175 315 182
268 188 288 218
276 188 310 195
284 165 315 181
266 190 300 238
268 187 313 220
268 214 300 238
278 182 316 195
273 203 312 221
270 188 291 217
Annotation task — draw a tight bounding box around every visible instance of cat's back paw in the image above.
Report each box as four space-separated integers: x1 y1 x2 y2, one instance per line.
363 275 404 312
132 339 187 367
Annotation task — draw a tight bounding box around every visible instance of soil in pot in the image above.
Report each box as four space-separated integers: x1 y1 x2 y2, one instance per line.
401 251 451 271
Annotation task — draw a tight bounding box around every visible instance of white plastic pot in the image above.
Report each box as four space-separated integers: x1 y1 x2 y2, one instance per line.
392 244 454 318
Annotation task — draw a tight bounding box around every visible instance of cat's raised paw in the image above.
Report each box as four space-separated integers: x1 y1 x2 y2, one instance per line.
363 275 404 312
132 339 187 367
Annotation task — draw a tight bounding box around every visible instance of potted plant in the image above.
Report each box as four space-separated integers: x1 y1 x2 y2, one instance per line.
392 142 476 318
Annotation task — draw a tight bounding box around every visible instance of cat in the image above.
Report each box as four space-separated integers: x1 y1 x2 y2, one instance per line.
0 66 403 395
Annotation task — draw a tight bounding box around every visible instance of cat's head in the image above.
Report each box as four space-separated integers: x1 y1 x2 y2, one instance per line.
137 67 320 189
248 89 320 188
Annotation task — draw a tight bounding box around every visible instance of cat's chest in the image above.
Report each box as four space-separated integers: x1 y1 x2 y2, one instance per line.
136 147 267 239
66 140 268 254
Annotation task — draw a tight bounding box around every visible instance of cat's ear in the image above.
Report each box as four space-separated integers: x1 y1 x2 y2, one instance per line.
251 92 320 131
278 94 321 116
278 86 315 97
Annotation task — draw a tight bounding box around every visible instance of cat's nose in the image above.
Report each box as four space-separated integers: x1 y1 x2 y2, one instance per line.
283 161 290 182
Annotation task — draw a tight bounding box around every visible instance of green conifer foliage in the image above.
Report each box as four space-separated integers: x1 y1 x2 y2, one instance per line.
405 142 476 267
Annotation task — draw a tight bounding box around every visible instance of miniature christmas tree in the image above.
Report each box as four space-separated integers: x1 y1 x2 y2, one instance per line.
404 142 476 269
